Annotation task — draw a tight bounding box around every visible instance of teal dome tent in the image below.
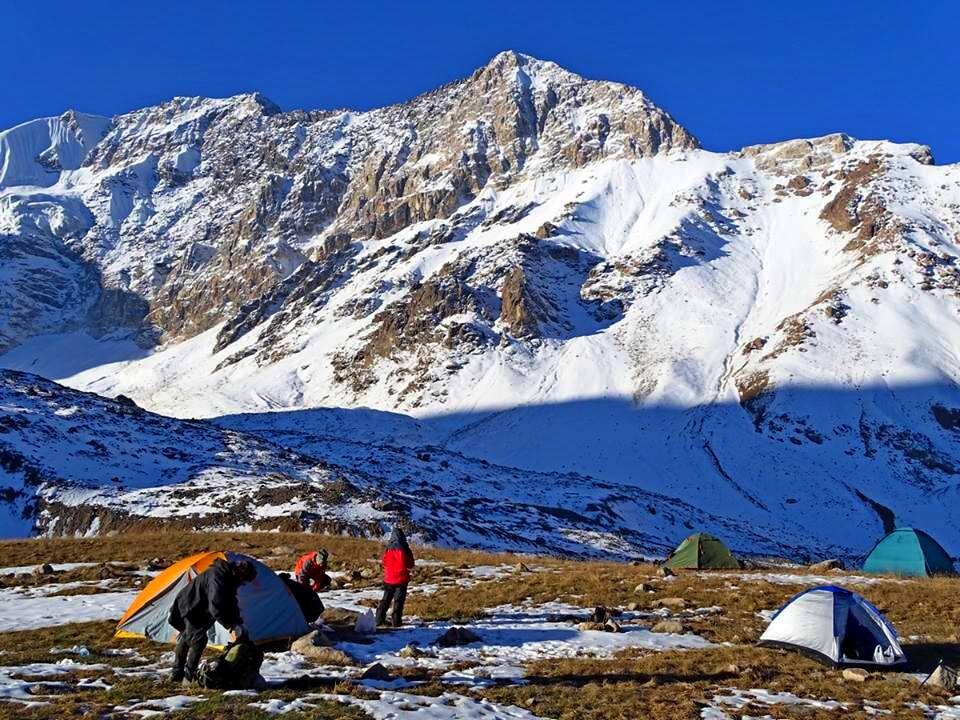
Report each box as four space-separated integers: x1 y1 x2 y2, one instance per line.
862 528 955 577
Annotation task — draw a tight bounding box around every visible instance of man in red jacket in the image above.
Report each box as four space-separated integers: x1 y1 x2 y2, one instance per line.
293 549 331 593
376 527 415 627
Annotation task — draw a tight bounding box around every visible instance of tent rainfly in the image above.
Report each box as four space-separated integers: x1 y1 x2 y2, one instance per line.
862 527 955 577
116 551 309 647
759 585 906 667
664 533 740 570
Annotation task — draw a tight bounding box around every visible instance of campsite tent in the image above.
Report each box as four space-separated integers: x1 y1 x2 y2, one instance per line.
664 533 740 570
863 527 955 577
759 585 906 667
116 551 309 646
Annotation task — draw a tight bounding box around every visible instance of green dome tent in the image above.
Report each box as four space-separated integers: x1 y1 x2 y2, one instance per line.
862 528 955 577
664 533 740 570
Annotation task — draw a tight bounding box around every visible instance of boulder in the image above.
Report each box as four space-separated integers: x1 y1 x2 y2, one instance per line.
625 602 640 612
360 663 393 681
842 668 869 682
436 627 481 647
809 559 845 572
145 557 168 571
290 631 354 666
634 583 653 594
927 663 960 691
652 620 684 634
290 628 337 657
516 562 533 573
658 566 675 577
271 545 297 556
33 563 55 576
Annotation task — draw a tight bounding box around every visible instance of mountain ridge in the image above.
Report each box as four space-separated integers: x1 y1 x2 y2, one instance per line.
1 52 959 557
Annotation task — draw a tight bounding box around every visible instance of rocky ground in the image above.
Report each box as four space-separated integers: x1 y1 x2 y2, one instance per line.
0 532 958 719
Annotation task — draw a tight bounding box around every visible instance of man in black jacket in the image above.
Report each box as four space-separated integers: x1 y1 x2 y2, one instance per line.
169 557 257 684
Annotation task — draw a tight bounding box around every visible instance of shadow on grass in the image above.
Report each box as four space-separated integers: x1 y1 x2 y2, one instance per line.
903 643 960 674
520 669 742 687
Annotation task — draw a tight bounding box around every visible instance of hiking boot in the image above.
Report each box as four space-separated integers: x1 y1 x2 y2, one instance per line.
169 669 185 683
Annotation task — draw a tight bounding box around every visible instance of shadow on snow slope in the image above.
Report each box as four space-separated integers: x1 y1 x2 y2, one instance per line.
218 381 960 560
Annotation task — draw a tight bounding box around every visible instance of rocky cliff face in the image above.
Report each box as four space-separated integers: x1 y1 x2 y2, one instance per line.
2 52 960 557
0 51 695 353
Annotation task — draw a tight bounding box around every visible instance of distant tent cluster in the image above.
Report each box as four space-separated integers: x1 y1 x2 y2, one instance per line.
663 526 955 667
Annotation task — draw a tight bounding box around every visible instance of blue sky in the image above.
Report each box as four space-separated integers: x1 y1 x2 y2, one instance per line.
4 2 958 161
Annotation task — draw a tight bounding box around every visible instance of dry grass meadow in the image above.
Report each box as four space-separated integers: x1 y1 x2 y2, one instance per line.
0 532 957 719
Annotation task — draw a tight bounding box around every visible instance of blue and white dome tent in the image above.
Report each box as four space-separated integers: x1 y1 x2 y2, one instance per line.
759 585 906 667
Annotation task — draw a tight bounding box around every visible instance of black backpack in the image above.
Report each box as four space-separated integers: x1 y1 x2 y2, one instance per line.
196 639 264 690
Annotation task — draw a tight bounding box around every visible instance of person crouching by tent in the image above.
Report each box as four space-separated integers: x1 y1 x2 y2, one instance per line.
376 527 415 628
169 558 257 684
294 549 331 593
281 549 331 624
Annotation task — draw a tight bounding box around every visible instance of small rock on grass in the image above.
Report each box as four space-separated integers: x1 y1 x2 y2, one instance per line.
590 606 611 624
360 663 393 681
298 646 354 666
658 566 675 577
927 663 960 690
654 597 687 610
652 620 684 634
577 620 621 633
436 627 481 647
398 643 424 658
809 558 845 572
842 668 869 682
603 619 622 633
634 582 654 594
33 563 55 576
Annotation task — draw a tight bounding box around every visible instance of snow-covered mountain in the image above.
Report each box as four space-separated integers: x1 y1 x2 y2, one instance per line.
0 369 808 559
2 51 960 557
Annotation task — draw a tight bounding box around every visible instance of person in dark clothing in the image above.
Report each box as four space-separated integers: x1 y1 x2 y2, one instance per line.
375 527 415 628
280 573 326 624
169 558 257 684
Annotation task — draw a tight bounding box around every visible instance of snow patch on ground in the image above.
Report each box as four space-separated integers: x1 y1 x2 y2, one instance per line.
0 589 137 631
255 690 547 718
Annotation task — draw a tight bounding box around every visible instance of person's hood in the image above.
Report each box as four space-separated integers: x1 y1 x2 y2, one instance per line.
387 527 409 550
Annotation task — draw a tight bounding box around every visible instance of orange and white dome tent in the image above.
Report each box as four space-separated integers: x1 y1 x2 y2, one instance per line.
116 551 309 647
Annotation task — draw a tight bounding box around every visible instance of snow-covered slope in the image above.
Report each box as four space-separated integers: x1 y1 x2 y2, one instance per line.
1 52 959 558
0 111 110 188
0 369 813 559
